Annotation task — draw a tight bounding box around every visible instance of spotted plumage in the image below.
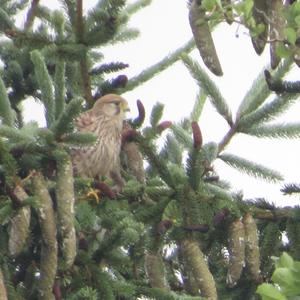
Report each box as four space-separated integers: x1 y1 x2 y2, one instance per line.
72 94 129 179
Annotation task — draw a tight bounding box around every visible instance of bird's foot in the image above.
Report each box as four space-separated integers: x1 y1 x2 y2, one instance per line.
86 188 101 203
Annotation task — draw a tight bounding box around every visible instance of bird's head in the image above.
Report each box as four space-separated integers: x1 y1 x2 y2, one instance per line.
93 94 130 118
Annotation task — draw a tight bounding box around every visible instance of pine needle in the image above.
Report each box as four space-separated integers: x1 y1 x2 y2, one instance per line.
219 153 283 182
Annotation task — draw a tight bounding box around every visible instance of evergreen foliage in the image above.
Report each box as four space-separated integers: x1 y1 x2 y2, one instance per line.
0 1 300 300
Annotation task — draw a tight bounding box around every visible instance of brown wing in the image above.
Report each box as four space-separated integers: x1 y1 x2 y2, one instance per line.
75 110 98 133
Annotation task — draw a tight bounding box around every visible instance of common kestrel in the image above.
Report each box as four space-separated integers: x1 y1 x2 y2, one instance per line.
72 94 129 180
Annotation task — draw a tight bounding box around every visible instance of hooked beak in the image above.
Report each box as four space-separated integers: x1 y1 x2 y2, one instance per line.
121 101 130 113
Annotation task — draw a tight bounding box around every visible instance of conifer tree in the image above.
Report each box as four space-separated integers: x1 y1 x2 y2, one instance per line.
0 1 300 300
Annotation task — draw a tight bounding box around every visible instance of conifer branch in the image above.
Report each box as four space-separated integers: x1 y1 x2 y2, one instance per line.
0 125 32 143
32 172 58 300
281 183 300 195
61 132 97 146
218 124 237 154
219 153 283 182
190 91 207 123
30 50 55 127
121 38 195 92
111 28 140 44
0 8 14 32
171 125 193 149
243 123 300 139
160 135 183 166
90 62 129 76
150 103 164 127
62 0 76 29
125 0 152 16
0 77 14 127
237 59 292 119
186 149 203 192
51 97 83 139
135 134 175 189
265 69 300 93
237 93 297 131
54 60 66 119
75 0 93 107
181 54 233 126
24 0 40 31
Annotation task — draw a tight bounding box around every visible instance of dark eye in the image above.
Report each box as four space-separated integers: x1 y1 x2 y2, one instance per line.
112 101 119 106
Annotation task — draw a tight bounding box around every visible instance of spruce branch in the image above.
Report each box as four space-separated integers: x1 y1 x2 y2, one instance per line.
218 124 237 154
237 93 297 131
51 97 83 139
111 28 140 44
0 138 18 181
171 124 193 149
135 134 175 189
0 125 33 143
190 91 207 123
0 7 15 32
32 171 58 300
30 50 55 127
89 62 129 76
281 183 300 195
265 69 300 93
75 0 93 107
181 54 233 126
55 154 76 269
186 149 203 191
160 135 183 166
237 59 293 119
244 123 300 139
124 0 152 16
61 132 97 146
205 182 233 202
54 59 66 120
219 153 283 182
150 103 164 127
62 0 77 29
121 38 195 92
0 77 14 127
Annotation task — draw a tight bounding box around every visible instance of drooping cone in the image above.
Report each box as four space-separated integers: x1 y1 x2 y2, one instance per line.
8 185 31 257
181 238 217 300
226 219 245 287
56 155 76 268
189 0 223 76
243 213 261 282
144 251 169 290
32 172 58 300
